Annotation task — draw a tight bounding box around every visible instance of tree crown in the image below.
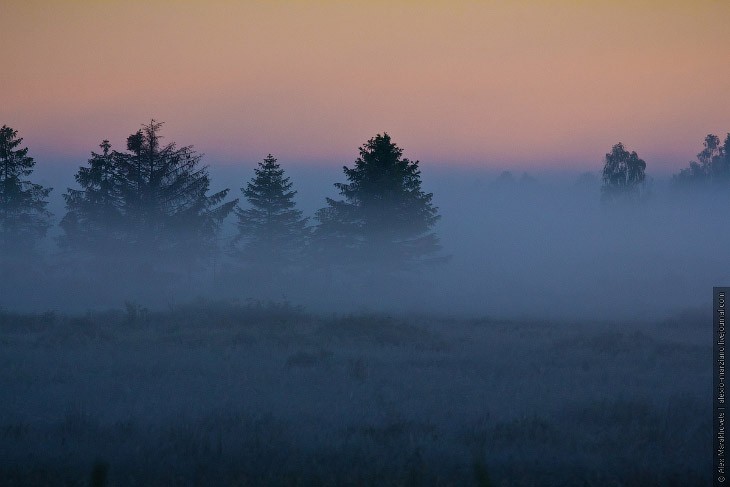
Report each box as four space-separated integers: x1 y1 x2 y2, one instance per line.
315 133 441 267
673 133 730 187
236 154 308 262
601 142 647 201
0 125 52 251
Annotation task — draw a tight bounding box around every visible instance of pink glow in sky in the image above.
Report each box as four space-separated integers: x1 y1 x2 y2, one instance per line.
2 1 729 172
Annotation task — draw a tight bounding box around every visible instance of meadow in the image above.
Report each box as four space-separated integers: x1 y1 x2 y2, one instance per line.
0 301 709 486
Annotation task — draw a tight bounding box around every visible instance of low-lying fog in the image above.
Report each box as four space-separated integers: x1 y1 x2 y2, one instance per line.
7 164 727 320
1 163 714 485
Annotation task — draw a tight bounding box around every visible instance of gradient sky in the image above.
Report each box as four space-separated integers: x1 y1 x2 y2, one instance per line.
2 1 729 172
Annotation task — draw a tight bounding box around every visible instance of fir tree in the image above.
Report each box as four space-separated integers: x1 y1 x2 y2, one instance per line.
314 133 441 269
60 121 237 272
117 121 237 267
0 125 52 255
235 154 308 267
60 140 123 253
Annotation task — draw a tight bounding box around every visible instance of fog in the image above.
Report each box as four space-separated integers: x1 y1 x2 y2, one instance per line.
2 163 724 321
1 162 714 485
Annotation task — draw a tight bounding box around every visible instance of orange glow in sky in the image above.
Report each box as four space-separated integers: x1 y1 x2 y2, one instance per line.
2 1 729 172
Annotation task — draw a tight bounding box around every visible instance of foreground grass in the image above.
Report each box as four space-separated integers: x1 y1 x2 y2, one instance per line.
0 301 710 486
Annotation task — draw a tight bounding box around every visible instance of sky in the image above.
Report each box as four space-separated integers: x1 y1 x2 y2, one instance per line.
2 0 729 173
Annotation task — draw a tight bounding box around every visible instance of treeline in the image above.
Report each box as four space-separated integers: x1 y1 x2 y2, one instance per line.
0 121 441 287
0 120 728 286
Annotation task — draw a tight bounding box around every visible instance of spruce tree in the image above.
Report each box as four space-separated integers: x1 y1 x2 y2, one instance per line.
314 133 441 269
60 121 237 272
235 154 308 267
0 125 52 255
117 121 237 268
60 140 123 254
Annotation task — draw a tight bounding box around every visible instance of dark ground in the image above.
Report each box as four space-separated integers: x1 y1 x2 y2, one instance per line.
0 302 710 486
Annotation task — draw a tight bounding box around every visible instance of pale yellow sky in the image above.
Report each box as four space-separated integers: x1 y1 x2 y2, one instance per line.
2 1 729 171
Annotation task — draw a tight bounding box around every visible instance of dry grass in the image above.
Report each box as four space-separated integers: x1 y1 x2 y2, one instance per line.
0 302 710 486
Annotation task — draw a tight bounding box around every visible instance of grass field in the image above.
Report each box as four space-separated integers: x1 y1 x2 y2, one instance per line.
0 301 710 486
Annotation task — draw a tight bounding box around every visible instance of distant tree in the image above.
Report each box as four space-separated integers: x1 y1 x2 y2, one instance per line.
489 171 538 192
235 154 308 267
60 140 123 253
490 170 516 190
60 121 237 272
601 142 647 202
519 172 537 185
119 121 237 268
673 133 730 187
313 133 441 270
699 134 730 182
0 125 52 255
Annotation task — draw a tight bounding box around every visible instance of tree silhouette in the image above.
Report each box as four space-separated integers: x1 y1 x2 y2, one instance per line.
673 133 730 187
60 140 123 254
235 154 308 267
314 133 441 269
120 121 238 269
0 125 52 255
491 170 516 190
60 121 237 272
601 142 647 202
